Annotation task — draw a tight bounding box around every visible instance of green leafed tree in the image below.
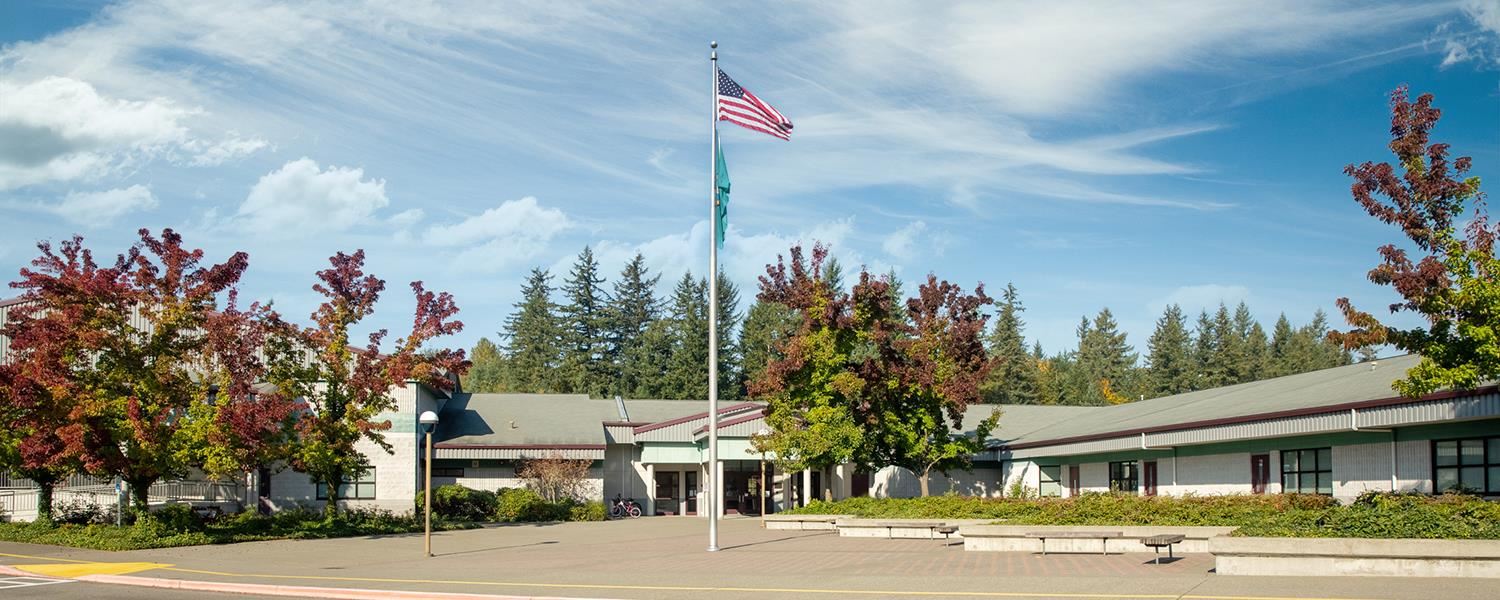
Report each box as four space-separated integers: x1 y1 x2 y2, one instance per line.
558 247 612 397
1072 308 1137 405
714 270 744 399
981 283 1038 404
501 268 563 393
465 337 506 392
1332 87 1496 397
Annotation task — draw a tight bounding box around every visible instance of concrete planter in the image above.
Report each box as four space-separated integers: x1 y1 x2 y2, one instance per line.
762 514 852 530
836 518 993 539
960 525 1237 554
1211 536 1500 578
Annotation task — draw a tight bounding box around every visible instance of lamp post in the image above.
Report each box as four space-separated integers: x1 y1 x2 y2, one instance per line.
419 410 440 557
757 427 770 529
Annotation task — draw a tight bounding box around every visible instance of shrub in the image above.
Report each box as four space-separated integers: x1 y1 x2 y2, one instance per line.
494 487 550 522
53 498 116 525
787 492 1500 539
414 484 497 522
568 501 606 522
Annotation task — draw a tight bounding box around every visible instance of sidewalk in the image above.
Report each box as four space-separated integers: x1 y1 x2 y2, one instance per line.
0 517 1493 600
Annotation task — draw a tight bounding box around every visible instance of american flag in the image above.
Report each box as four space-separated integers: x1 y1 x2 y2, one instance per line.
717 68 792 140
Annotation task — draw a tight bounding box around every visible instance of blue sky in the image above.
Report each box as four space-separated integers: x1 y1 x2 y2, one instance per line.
1 1 1497 358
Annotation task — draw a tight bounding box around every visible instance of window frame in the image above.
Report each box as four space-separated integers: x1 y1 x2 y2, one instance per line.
314 469 377 500
1037 465 1062 498
1108 460 1139 495
1280 447 1333 495
432 467 465 478
1431 436 1500 495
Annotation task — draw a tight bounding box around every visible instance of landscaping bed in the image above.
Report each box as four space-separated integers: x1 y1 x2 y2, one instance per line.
0 504 479 551
786 492 1500 539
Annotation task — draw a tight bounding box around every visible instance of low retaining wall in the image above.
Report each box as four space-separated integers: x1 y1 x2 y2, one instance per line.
1211 537 1500 578
837 519 993 539
763 514 852 531
960 525 1237 554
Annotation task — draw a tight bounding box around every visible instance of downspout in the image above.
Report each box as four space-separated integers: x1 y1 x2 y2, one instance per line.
1350 408 1398 492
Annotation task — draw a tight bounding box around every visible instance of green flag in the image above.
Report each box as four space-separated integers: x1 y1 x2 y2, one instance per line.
715 139 730 248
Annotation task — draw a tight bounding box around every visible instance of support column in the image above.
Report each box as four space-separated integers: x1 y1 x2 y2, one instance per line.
715 460 726 518
802 469 812 507
645 463 655 517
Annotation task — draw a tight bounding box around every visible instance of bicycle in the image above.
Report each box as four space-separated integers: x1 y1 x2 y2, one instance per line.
609 494 643 519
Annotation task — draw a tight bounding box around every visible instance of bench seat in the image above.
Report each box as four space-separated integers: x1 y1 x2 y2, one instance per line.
961 525 1237 554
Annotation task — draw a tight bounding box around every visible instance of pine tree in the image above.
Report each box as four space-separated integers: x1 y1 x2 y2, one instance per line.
663 272 709 400
501 268 563 393
1074 308 1137 405
628 319 674 398
981 283 1038 404
1227 302 1261 383
714 270 743 399
821 257 845 292
1269 314 1296 377
558 247 612 397
740 300 798 396
1146 304 1194 397
606 253 661 397
1244 321 1271 381
465 337 507 392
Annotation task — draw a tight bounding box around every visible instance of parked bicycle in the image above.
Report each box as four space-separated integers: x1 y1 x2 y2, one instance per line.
609 494 643 519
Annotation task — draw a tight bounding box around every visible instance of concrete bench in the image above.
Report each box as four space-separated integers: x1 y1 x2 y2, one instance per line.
835 519 993 540
1141 534 1185 563
1027 531 1123 555
762 514 851 531
961 526 1237 554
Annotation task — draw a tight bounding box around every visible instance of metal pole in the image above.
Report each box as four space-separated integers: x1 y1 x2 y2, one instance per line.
424 428 433 557
707 39 720 553
760 453 766 528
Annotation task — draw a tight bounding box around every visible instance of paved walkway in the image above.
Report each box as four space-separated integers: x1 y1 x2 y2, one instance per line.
0 517 1492 599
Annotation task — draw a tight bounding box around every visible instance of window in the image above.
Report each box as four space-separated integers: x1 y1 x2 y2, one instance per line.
1280 448 1332 495
315 469 377 500
1038 466 1062 498
1109 461 1138 494
1434 437 1500 494
433 467 465 478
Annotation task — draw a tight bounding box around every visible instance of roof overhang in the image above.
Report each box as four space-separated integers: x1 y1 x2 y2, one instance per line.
434 444 605 460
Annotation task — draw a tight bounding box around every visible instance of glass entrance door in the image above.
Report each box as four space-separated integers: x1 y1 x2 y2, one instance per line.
685 471 698 515
654 471 680 516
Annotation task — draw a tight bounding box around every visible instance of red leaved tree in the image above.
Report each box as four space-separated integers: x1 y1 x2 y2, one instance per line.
3 230 296 513
274 250 468 516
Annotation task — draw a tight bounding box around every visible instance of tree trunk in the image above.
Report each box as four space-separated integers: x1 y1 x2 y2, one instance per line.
918 467 932 497
323 471 342 518
36 481 55 524
128 477 154 517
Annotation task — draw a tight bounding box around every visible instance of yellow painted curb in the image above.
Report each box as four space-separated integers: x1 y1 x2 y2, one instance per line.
19 561 172 578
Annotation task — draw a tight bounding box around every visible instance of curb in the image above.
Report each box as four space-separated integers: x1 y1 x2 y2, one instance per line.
78 574 618 600
0 564 31 577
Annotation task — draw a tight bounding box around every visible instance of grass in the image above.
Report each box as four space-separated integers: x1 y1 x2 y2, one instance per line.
785 491 1500 539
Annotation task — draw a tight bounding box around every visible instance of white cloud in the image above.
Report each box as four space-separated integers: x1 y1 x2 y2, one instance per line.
236 158 389 236
47 185 159 228
1437 0 1500 67
182 134 271 167
425 197 572 272
883 221 928 257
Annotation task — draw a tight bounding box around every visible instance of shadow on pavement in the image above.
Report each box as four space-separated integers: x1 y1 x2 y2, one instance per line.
717 532 833 552
434 540 560 558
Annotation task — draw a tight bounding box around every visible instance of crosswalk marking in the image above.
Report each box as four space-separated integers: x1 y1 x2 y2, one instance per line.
0 575 74 589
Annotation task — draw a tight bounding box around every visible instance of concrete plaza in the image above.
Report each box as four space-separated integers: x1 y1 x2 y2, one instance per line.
0 517 1494 600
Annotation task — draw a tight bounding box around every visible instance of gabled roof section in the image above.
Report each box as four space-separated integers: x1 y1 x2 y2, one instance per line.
435 393 616 446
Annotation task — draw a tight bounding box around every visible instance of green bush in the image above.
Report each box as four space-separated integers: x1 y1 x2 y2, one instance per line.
787 492 1500 539
568 501 606 522
414 484 497 522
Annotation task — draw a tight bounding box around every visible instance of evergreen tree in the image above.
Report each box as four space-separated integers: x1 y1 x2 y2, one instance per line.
740 300 798 396
663 273 709 400
501 268 563 393
606 253 661 397
1034 355 1062 405
1074 308 1137 405
465 337 507 392
1145 304 1194 397
628 320 674 398
821 257 845 292
714 270 743 399
981 283 1038 404
558 247 612 397
1269 314 1296 377
1244 321 1271 382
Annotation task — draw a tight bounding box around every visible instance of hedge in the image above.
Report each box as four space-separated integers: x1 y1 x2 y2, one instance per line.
786 492 1500 539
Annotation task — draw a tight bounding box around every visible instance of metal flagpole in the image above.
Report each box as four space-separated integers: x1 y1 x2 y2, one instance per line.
707 40 721 553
